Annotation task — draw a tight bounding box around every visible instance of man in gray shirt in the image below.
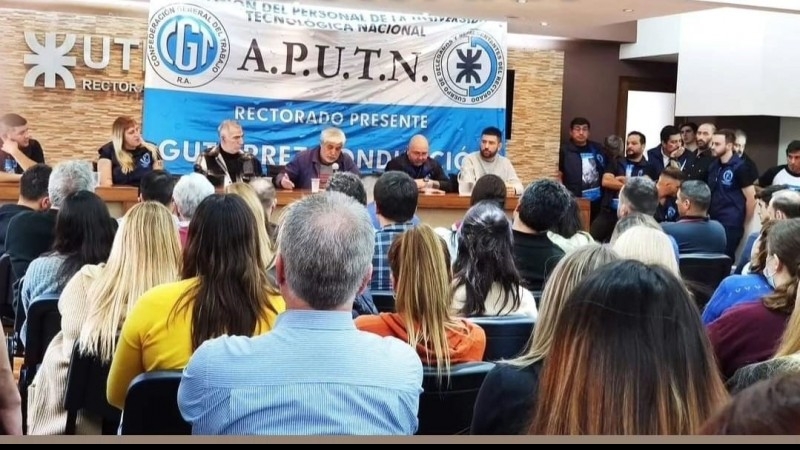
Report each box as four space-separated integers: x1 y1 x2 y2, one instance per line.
458 126 524 196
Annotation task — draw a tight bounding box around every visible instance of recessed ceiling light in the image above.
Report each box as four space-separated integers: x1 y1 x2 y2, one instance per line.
517 0 528 4
540 21 549 26
422 12 429 16
623 8 634 12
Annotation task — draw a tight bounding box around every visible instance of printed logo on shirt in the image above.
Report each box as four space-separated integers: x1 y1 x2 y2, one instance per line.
140 153 152 168
666 206 677 221
580 152 600 202
721 169 734 187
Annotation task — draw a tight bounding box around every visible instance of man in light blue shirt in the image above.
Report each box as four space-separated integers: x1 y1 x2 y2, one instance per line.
177 191 424 435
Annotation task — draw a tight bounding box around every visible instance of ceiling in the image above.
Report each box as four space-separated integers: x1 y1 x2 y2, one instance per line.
4 0 800 42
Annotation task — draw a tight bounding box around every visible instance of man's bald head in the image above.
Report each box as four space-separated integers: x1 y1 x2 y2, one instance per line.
407 134 430 167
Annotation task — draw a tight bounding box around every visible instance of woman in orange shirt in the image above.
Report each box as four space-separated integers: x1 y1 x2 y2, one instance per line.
355 224 485 381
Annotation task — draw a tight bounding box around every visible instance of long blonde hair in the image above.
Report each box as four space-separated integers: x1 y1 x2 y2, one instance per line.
77 202 182 361
111 116 160 174
613 225 680 275
507 244 619 367
225 182 275 269
389 224 464 382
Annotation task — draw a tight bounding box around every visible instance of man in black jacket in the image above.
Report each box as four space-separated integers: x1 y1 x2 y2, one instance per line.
558 117 606 223
384 135 452 193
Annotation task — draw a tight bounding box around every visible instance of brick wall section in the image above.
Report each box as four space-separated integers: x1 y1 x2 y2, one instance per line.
0 8 564 183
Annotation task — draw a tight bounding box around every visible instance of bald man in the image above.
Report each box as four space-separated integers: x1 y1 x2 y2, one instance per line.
384 135 453 192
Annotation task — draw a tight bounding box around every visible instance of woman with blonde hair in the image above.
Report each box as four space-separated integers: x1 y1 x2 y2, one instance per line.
97 116 163 187
26 201 182 435
355 224 486 382
527 260 728 434
106 194 285 409
612 225 680 275
225 181 275 265
470 244 619 435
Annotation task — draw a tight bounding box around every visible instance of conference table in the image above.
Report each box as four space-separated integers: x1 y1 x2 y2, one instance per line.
0 183 591 231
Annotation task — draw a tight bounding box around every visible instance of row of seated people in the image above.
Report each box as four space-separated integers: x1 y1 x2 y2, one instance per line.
2 153 799 435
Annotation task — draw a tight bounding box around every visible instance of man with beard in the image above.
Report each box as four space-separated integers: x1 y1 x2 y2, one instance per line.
647 125 695 179
458 126 524 196
590 131 657 242
0 114 45 181
685 122 716 181
707 128 757 259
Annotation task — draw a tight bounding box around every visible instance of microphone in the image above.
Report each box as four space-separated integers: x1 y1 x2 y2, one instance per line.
331 162 339 174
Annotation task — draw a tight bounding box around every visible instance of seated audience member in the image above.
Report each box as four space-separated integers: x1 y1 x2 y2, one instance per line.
19 191 117 343
471 244 619 435
547 196 594 253
275 127 359 190
6 160 95 280
97 116 163 187
178 192 423 435
138 169 175 207
654 166 684 223
225 182 276 267
662 180 727 254
385 135 452 193
26 202 181 435
0 113 46 180
327 171 367 206
249 177 280 243
370 172 419 292
195 120 263 187
435 174 508 261
737 185 799 274
0 327 20 435
511 179 570 292
617 175 659 219
612 226 681 276
527 260 728 435
171 173 215 247
451 201 538 319
356 225 486 376
707 218 800 380
700 374 800 434
107 194 286 409
0 164 51 252
701 220 775 325
458 126 524 195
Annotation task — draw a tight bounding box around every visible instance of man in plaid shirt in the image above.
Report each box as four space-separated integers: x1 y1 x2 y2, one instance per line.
370 171 419 292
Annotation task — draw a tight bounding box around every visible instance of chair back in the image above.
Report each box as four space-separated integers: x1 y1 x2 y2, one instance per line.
0 254 14 326
63 341 121 435
467 315 535 362
417 361 495 435
20 294 61 387
371 290 396 313
679 253 733 309
119 370 191 435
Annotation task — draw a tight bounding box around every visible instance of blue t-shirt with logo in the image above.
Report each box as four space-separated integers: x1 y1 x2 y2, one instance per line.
98 141 157 187
707 155 757 229
578 144 606 203
655 197 679 223
603 157 656 210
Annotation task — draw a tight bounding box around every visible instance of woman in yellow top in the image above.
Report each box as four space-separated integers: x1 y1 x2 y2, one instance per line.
106 194 286 409
26 201 182 435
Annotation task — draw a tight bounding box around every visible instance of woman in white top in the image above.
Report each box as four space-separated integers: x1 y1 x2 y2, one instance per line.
451 200 538 319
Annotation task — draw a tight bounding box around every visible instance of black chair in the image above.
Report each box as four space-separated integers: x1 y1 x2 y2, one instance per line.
371 290 395 313
18 293 61 434
0 253 15 326
679 253 733 310
417 361 495 435
467 315 535 362
119 370 191 435
63 341 122 435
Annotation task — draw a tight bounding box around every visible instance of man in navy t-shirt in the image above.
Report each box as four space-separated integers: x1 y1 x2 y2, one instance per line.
558 117 606 224
707 129 757 260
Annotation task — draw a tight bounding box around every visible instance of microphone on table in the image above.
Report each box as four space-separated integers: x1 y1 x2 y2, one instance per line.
332 162 339 174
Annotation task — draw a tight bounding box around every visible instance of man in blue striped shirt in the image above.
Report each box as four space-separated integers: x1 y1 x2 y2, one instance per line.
178 191 424 435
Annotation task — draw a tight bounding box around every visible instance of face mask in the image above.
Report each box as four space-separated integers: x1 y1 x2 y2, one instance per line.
763 256 778 289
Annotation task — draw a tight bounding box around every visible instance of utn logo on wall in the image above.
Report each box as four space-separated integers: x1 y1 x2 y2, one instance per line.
142 0 508 175
22 32 144 94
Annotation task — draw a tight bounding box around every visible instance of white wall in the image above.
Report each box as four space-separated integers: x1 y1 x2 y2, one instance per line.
619 15 681 60
625 91 676 149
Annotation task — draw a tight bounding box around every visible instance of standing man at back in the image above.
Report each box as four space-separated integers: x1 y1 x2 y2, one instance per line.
458 126 523 196
707 129 757 259
177 191 423 435
558 117 606 223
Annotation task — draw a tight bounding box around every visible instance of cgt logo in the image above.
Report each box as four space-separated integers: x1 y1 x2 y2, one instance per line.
433 29 505 105
23 32 142 90
147 3 230 88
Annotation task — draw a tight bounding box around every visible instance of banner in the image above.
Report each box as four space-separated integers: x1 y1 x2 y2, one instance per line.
143 0 508 175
